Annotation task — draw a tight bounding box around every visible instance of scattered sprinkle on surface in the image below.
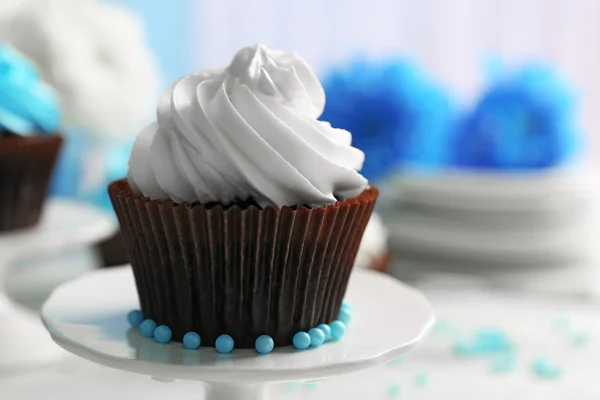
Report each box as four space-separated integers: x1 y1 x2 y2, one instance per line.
571 332 590 348
304 382 319 390
532 357 562 380
388 382 401 397
553 315 571 331
432 320 452 334
489 352 517 373
432 320 461 339
452 327 515 359
414 372 429 387
284 382 301 391
387 357 405 366
452 340 475 357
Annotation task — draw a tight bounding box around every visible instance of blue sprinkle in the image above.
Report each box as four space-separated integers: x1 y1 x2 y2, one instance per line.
489 353 517 373
139 319 157 338
387 358 405 366
284 382 301 391
255 335 275 354
330 321 346 341
153 325 172 344
215 334 235 354
432 320 451 334
553 315 571 331
183 332 201 350
572 332 590 348
452 340 475 357
532 357 562 380
453 327 515 358
317 324 331 341
388 382 401 397
342 300 353 310
474 328 512 352
309 328 325 348
127 310 144 328
414 372 429 387
304 382 319 390
293 332 311 350
432 320 462 339
338 308 352 325
154 325 173 344
341 303 353 316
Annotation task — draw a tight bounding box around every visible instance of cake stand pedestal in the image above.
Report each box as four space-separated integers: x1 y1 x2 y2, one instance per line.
0 200 116 372
41 267 434 400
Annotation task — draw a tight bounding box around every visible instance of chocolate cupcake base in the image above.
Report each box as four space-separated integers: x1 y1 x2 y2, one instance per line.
0 134 63 232
369 252 392 273
109 180 378 348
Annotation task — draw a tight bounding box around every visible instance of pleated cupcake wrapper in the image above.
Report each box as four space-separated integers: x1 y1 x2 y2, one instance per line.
109 180 378 348
0 135 63 232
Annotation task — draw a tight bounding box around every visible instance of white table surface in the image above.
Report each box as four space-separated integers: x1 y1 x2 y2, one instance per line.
2 258 600 400
2 290 600 400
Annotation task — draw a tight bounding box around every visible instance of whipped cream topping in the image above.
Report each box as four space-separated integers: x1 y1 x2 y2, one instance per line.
128 44 368 208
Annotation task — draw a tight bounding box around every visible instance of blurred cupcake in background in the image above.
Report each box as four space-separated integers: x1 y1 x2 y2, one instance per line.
0 43 62 232
0 0 160 203
321 58 454 184
450 64 580 170
2 0 159 139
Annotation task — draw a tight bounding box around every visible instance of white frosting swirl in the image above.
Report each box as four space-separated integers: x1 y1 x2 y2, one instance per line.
127 44 368 208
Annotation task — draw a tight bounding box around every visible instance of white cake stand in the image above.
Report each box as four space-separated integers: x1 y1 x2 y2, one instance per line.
41 267 434 400
0 199 116 372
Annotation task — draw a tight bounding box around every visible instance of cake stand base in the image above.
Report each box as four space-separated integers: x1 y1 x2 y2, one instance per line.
0 296 61 373
42 267 434 400
0 200 116 373
203 384 268 400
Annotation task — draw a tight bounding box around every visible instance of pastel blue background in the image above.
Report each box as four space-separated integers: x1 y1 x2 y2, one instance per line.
104 0 194 85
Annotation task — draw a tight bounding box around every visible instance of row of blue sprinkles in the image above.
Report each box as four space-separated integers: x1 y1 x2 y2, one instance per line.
126 301 354 354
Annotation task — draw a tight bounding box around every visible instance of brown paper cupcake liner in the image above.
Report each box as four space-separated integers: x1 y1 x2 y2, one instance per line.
0 134 63 232
370 252 392 273
108 180 378 348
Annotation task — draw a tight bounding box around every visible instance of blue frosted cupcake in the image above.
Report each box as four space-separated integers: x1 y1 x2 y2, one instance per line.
0 43 62 231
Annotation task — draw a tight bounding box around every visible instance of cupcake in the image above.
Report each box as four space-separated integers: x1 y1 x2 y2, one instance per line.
108 44 378 348
354 213 391 272
0 43 62 232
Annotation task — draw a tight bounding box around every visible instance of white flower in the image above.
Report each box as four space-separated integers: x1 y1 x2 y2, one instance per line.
1 0 160 139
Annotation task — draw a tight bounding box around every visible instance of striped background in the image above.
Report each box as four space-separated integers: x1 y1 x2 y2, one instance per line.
190 0 600 158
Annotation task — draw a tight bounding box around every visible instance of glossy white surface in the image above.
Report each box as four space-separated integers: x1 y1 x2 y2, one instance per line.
0 199 116 263
7 247 102 311
41 267 433 399
4 282 600 400
0 199 117 372
0 296 61 373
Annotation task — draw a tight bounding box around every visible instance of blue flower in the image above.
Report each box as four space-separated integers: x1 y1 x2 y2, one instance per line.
451 65 581 170
321 59 454 182
0 43 60 135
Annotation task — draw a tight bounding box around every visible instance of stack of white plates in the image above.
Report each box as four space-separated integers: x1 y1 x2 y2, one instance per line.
378 165 600 273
